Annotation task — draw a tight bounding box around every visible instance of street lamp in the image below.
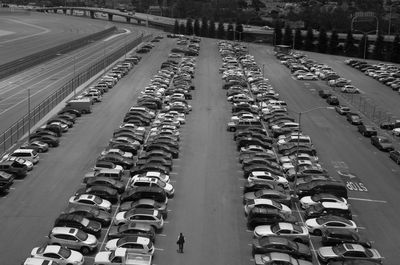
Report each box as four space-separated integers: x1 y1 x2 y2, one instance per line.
292 106 334 199
388 2 400 35
27 88 31 140
262 64 265 78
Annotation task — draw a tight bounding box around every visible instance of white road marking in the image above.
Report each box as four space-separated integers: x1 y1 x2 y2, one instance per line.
348 197 387 203
154 247 164 251
103 28 131 41
158 234 167 237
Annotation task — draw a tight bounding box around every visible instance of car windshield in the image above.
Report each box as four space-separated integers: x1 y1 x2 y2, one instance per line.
93 196 102 204
157 181 166 188
76 230 88 241
271 224 281 233
311 194 322 202
332 244 347 255
58 247 72 258
271 201 282 209
380 138 390 143
81 218 90 226
310 203 324 212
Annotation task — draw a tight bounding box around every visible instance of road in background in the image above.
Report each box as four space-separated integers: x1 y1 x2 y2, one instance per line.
250 44 400 264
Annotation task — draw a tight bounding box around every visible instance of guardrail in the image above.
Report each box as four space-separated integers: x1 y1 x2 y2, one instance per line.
0 34 153 154
0 26 117 79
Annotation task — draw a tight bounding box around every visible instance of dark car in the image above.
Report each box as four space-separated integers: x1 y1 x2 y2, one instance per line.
76 185 119 204
322 229 372 248
130 163 170 177
389 150 400 164
39 124 63 136
58 108 81 117
243 164 284 179
86 177 125 194
120 198 168 218
121 186 167 204
109 142 140 155
247 208 297 229
252 236 312 260
357 125 377 137
346 113 363 125
326 95 339 106
379 120 400 130
139 150 173 161
20 140 49 153
0 170 15 193
370 135 394 152
327 260 382 265
47 117 73 128
97 154 135 169
54 213 102 237
236 138 272 152
65 205 112 226
0 160 28 178
304 202 352 220
145 143 179 158
31 129 58 138
297 180 348 199
135 157 173 171
243 189 291 206
29 135 59 147
243 181 282 194
108 223 156 242
319 89 332 98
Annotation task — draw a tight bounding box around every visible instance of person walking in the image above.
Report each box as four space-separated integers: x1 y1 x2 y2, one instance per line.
177 233 185 253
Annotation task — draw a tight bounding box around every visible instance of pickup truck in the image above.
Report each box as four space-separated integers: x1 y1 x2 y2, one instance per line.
94 248 152 265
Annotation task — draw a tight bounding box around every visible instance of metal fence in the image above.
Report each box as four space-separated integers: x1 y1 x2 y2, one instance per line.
331 86 397 126
0 34 153 154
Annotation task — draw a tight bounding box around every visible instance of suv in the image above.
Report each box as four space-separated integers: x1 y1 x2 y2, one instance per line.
129 177 174 197
326 95 339 106
227 119 263 132
108 223 156 241
54 213 102 237
114 208 164 231
319 89 332 98
0 160 28 178
48 227 98 254
7 149 39 164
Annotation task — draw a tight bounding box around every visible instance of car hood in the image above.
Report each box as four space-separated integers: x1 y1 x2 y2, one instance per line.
94 251 112 263
105 239 118 251
317 247 336 258
305 218 319 228
115 212 125 222
254 225 272 237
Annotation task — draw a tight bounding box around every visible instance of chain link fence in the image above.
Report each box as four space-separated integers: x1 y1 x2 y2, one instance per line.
0 34 153 154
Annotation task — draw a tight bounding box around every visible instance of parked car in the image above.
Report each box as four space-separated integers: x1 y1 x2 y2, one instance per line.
305 215 358 235
254 252 313 265
300 193 348 209
253 222 309 244
321 229 372 248
317 243 383 263
68 194 112 213
0 160 28 178
65 205 112 226
48 227 98 254
114 208 164 232
389 150 400 164
327 96 339 106
104 236 154 255
304 202 352 220
370 135 394 151
54 213 102 237
335 105 351 115
252 237 312 260
357 125 377 137
346 113 363 125
107 223 156 242
20 140 49 153
30 245 84 265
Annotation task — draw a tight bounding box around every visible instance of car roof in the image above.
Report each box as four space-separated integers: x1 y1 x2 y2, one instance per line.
321 202 349 209
51 227 79 235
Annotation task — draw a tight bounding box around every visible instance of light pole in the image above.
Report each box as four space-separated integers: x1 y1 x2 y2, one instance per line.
352 29 376 59
292 106 334 198
27 88 31 140
73 55 76 96
262 64 265 78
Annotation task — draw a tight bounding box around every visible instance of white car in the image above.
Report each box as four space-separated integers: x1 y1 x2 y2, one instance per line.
305 215 358 235
392 128 400 136
129 177 175 197
244 198 292 216
69 194 112 212
30 245 84 265
253 223 309 244
247 171 289 188
105 237 154 254
297 73 318 80
300 193 348 209
5 148 39 164
341 85 360 93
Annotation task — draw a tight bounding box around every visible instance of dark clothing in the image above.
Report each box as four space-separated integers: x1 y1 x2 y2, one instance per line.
177 234 185 253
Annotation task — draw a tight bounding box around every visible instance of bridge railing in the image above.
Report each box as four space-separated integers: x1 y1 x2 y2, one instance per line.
0 33 153 155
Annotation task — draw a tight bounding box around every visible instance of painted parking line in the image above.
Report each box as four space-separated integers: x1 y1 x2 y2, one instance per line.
154 247 164 251
348 197 387 203
246 229 253 233
158 234 167 237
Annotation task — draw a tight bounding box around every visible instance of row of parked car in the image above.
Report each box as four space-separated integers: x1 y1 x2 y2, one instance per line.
277 51 400 166
218 41 384 265
345 59 400 93
22 36 200 265
0 49 145 197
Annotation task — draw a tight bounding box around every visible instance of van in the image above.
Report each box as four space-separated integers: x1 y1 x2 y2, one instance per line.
64 98 92 114
23 257 60 265
83 168 124 183
297 180 348 199
9 149 39 164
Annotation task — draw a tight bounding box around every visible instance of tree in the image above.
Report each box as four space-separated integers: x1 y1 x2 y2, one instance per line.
283 25 293 46
390 34 400 63
179 23 186 35
174 19 179 34
236 23 244 41
304 27 314 51
194 19 200 36
209 20 216 38
294 28 303 50
201 17 209 37
227 23 234 40
273 21 283 45
329 30 339 54
373 32 385 60
344 30 356 56
186 18 193 36
217 21 225 39
318 27 328 53
237 0 247 9
357 34 368 59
